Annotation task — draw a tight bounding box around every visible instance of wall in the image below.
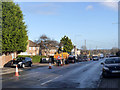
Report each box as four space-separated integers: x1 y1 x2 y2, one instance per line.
0 52 17 68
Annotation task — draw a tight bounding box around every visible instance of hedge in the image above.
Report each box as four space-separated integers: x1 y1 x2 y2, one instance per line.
17 55 46 63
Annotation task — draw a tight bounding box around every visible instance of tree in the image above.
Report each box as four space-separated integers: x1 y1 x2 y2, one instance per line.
0 1 2 55
59 35 73 53
110 47 119 55
2 2 28 54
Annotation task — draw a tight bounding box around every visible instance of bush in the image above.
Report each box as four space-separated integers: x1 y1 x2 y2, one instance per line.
17 55 46 63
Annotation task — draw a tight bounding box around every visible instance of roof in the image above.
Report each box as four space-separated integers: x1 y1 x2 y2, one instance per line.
29 40 39 47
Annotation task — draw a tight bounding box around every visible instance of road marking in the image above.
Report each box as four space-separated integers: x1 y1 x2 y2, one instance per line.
37 75 53 81
41 75 63 86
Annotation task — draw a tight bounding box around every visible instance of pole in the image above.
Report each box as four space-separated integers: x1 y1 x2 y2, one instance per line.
85 40 86 50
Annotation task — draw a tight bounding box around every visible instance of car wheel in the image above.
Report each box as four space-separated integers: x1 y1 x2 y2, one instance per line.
29 63 32 67
22 64 25 68
102 72 107 78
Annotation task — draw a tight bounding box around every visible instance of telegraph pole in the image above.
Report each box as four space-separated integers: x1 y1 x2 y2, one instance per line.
96 46 97 54
85 40 86 50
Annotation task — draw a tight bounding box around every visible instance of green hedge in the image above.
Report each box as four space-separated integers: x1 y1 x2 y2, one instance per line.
17 55 46 63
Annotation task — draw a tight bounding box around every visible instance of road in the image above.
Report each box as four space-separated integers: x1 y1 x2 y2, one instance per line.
2 58 120 88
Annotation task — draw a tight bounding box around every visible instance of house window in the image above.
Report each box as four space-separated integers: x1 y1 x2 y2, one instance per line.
33 47 35 50
37 47 39 50
29 47 31 50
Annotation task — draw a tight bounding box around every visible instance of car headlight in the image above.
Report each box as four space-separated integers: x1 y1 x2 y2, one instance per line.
103 66 109 70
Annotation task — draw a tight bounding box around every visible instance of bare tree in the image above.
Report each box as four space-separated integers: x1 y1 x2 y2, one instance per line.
35 34 59 57
110 47 119 55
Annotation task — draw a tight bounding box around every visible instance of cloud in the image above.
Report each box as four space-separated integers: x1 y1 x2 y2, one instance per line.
86 5 93 10
100 0 118 10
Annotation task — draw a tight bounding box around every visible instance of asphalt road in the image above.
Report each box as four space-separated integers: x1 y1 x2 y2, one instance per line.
2 58 120 88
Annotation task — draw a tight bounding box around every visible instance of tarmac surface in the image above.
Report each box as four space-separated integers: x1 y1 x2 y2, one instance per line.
1 59 120 88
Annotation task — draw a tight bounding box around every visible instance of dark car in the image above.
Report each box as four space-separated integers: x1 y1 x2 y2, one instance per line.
11 57 32 68
82 56 88 61
78 55 88 62
101 57 120 77
41 58 49 63
68 55 76 63
92 56 99 61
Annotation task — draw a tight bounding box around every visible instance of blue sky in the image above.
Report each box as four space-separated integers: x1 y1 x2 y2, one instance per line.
16 2 118 49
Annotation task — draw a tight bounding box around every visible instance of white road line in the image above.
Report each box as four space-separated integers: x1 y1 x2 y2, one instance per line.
41 75 63 86
37 75 53 81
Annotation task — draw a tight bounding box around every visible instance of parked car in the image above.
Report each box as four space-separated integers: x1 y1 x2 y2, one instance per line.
78 55 88 62
101 57 120 77
41 58 49 63
92 56 99 61
68 55 76 63
11 57 32 68
82 56 88 61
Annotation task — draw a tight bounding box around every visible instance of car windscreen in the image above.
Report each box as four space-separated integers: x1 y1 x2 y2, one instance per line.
25 57 31 61
92 56 97 58
105 58 120 64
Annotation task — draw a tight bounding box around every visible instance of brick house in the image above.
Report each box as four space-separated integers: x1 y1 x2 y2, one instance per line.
19 40 40 56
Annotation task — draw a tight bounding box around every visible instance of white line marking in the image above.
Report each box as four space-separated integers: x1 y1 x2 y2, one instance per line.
41 75 63 86
37 75 53 81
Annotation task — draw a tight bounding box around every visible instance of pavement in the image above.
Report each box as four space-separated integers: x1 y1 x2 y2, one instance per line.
0 63 53 75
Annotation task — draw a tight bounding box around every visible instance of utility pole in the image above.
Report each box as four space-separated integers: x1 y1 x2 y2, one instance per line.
96 46 97 54
85 40 86 50
85 40 86 55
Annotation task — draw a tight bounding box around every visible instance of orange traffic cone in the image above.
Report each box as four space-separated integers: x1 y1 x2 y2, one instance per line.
15 65 19 76
61 60 63 66
48 62 52 69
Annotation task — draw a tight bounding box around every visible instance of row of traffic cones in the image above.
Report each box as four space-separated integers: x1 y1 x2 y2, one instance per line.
48 60 64 69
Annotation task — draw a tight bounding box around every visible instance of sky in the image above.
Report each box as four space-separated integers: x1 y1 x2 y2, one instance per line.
16 2 118 49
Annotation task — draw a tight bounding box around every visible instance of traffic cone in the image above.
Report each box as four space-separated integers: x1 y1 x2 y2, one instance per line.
15 65 19 76
48 62 52 69
61 60 63 66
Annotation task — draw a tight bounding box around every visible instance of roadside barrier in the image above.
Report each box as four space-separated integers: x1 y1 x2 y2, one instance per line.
15 65 19 76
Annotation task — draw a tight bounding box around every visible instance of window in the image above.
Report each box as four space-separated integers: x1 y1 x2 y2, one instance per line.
33 47 35 50
29 47 31 50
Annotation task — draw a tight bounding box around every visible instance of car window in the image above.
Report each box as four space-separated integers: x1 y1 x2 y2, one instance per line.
105 58 120 64
68 57 73 60
16 57 25 62
93 56 97 58
25 57 31 61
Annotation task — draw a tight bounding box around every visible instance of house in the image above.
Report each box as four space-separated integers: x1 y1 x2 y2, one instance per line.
41 47 58 57
71 46 81 56
19 40 40 56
